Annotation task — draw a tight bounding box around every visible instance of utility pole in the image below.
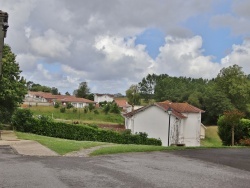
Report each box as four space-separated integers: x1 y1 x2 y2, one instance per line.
0 10 9 76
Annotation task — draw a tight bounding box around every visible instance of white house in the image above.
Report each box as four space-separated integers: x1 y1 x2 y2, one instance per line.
124 101 205 147
24 91 95 108
94 94 114 103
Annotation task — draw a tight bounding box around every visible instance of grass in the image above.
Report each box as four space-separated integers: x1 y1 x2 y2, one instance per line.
16 132 107 155
201 126 222 147
27 106 124 125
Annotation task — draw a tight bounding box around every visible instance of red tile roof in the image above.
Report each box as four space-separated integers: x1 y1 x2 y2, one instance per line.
124 100 204 119
114 99 130 108
28 91 95 103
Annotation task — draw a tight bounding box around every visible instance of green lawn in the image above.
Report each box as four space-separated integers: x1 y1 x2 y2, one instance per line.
28 106 124 125
16 132 107 155
201 126 222 147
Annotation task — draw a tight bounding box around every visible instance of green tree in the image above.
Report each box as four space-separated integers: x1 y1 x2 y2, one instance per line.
0 45 27 123
138 73 157 103
65 91 70 96
74 82 90 98
215 64 250 112
126 84 141 106
51 87 59 95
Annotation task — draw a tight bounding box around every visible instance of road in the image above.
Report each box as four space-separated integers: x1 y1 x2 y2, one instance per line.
0 146 250 188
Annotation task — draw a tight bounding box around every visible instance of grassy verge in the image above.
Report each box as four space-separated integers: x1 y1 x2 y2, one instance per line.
201 126 222 147
16 132 107 155
28 106 124 124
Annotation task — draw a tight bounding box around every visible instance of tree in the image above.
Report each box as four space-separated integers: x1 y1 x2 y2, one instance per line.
65 91 70 96
74 82 90 98
126 84 141 106
223 110 245 146
215 64 250 112
0 45 27 123
138 73 157 103
51 87 59 95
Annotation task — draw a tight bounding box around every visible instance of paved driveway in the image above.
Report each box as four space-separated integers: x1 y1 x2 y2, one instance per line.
170 148 250 172
1 146 250 188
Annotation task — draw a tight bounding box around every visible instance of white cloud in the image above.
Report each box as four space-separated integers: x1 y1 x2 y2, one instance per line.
29 29 72 58
155 36 221 78
221 39 250 73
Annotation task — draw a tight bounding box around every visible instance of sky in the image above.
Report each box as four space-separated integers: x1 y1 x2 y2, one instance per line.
2 0 250 95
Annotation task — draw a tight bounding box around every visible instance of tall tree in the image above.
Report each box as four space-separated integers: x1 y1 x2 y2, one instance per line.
51 87 59 95
138 73 157 102
126 84 141 106
0 45 27 123
215 64 250 111
74 82 90 98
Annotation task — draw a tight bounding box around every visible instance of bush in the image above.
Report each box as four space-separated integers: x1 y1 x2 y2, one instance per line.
110 103 120 114
54 101 60 108
12 109 162 146
218 116 250 145
88 103 95 112
84 106 88 113
93 109 99 114
239 138 250 146
72 108 77 113
60 107 66 113
66 103 74 109
11 108 34 132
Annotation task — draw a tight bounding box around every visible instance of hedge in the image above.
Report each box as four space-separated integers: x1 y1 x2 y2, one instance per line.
12 109 161 146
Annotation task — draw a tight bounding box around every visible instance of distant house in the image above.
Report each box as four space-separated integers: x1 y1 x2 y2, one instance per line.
114 98 131 112
24 91 95 108
94 93 114 103
124 101 205 147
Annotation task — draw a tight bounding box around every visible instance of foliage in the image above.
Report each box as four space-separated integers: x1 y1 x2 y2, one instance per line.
103 103 111 114
11 108 34 132
66 103 73 109
138 73 157 102
217 115 249 146
72 108 77 113
215 64 250 112
65 91 70 96
88 103 95 112
239 138 250 146
126 84 141 105
110 102 120 114
0 45 27 123
84 106 88 113
74 82 90 98
94 109 99 114
54 101 60 108
60 107 66 113
12 109 162 146
27 81 51 93
51 87 59 95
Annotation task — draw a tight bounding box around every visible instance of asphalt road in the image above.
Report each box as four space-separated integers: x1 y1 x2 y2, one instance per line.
1 146 250 188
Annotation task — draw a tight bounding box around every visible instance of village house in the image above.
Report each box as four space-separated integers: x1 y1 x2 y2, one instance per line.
124 100 205 147
94 93 114 103
24 91 95 108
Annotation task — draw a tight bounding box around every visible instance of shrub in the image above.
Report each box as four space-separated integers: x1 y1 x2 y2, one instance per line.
93 109 99 114
66 103 74 109
218 116 250 145
12 111 162 146
60 107 66 113
110 103 120 114
54 101 60 108
11 108 34 132
84 106 88 113
239 138 250 146
103 103 110 114
88 103 95 112
72 108 77 113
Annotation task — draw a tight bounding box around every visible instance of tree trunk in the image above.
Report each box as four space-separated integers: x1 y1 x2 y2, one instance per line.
232 125 234 146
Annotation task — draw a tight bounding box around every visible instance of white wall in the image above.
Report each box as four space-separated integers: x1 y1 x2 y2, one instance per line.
182 112 201 146
129 106 175 146
94 95 114 103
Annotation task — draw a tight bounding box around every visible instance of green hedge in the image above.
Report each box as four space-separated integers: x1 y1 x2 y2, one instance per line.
12 109 161 146
218 116 250 145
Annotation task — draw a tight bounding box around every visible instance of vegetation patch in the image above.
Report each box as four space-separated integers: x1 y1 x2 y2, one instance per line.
201 126 222 147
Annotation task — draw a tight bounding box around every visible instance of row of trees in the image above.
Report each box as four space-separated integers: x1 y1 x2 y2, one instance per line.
126 65 250 124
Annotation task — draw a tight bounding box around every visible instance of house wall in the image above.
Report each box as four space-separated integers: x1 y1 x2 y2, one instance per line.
71 102 89 108
127 106 175 146
94 95 114 103
181 112 201 146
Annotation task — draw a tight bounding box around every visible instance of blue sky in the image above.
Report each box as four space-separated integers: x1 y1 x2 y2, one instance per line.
2 0 250 94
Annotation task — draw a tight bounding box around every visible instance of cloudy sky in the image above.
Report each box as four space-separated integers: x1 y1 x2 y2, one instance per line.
2 0 250 95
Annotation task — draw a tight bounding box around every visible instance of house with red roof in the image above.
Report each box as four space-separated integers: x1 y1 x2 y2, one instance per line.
94 93 114 103
114 98 131 112
25 91 95 108
124 100 205 147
